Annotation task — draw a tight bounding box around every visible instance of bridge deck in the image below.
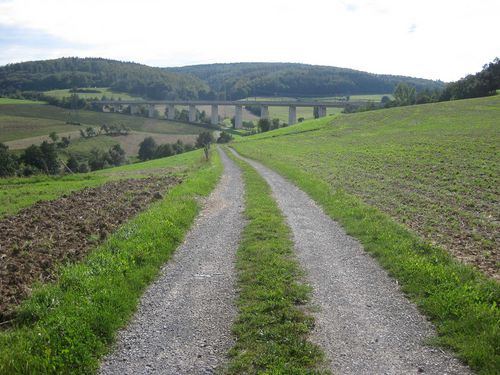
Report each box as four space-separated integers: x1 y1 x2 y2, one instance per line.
94 100 373 107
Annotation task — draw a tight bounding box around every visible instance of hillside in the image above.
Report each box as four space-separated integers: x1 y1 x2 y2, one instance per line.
168 62 444 99
0 57 210 100
0 101 212 160
233 95 500 279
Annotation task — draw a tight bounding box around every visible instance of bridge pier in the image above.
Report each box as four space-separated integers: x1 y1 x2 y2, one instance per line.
148 104 155 118
260 105 269 120
167 104 175 120
130 104 138 115
114 104 121 113
211 105 219 125
189 105 197 123
288 105 297 125
235 105 243 129
318 106 327 118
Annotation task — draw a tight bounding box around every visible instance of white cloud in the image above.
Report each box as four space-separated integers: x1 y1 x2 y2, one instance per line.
0 0 498 81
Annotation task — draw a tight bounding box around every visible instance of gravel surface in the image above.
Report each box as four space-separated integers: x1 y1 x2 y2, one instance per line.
100 148 245 375
230 148 472 375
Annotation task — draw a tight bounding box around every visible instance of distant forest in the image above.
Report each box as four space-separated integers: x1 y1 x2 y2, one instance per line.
167 62 445 99
0 57 210 100
0 58 498 103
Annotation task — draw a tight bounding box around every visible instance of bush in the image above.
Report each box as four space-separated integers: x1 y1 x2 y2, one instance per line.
155 143 174 158
66 155 79 172
0 143 18 177
217 131 233 144
78 163 89 173
21 141 60 175
258 118 271 132
138 137 157 161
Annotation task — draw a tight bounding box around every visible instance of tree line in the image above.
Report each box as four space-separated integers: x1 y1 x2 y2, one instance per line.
0 57 210 100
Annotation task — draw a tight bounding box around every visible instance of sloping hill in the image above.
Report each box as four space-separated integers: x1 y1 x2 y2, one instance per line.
0 57 210 100
233 95 500 278
168 62 444 99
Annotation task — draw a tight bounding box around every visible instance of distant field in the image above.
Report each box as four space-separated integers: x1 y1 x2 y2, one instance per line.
0 103 212 146
234 95 500 278
0 98 44 105
44 87 141 100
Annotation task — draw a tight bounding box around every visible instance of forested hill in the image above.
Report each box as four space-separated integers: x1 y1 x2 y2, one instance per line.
167 62 444 99
0 57 210 100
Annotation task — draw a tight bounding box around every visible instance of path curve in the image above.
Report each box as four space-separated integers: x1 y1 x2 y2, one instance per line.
100 148 245 375
230 148 471 375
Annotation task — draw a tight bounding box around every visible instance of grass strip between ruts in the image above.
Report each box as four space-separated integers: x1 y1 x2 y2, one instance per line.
0 149 223 374
231 144 499 375
225 148 328 374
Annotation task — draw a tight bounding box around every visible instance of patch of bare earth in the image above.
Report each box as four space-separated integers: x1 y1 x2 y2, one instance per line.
0 176 181 323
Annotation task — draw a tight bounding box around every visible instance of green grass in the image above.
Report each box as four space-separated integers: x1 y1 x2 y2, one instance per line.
60 136 120 161
0 103 211 144
0 149 222 374
43 87 140 101
0 98 44 105
225 148 326 374
232 96 500 374
0 150 204 217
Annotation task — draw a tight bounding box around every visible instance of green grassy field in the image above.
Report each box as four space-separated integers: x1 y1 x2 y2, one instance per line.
0 98 45 105
232 95 500 373
235 96 500 275
44 87 141 101
0 149 222 374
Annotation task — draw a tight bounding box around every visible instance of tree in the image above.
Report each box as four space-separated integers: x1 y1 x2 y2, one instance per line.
88 148 109 171
380 95 392 106
393 83 416 106
195 132 214 148
217 131 233 144
66 155 79 172
258 118 271 132
108 144 126 166
49 131 59 143
0 143 18 177
39 141 59 174
155 143 174 158
196 131 214 161
173 139 185 154
21 142 59 174
271 118 280 130
57 136 71 148
138 136 157 161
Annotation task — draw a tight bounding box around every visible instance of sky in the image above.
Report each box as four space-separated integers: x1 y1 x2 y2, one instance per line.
0 0 498 82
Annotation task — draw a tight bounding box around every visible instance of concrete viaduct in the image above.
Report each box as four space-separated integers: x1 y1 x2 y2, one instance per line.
94 100 370 129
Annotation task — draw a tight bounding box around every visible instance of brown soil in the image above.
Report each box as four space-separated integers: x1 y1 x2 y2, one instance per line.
0 176 181 323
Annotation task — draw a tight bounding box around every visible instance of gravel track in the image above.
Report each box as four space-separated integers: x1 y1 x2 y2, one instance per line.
100 148 245 375
230 148 471 375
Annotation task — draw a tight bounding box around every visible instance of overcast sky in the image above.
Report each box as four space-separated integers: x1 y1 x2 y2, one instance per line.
0 0 498 82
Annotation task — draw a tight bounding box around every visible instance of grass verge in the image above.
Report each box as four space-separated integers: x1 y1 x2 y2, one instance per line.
0 150 223 374
225 148 327 374
231 145 499 374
